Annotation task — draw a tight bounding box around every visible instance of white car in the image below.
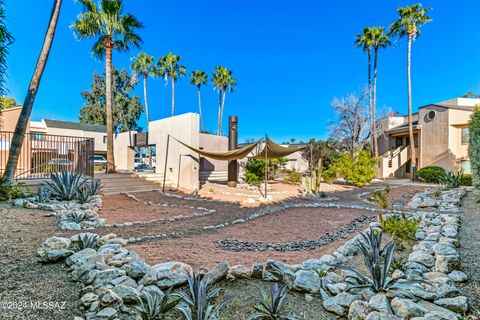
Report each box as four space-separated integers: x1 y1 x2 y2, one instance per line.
93 155 107 168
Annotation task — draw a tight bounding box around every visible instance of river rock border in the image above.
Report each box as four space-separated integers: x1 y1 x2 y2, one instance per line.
35 187 471 320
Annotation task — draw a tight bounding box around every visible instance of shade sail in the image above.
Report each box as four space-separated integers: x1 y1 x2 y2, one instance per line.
253 137 305 159
173 136 260 161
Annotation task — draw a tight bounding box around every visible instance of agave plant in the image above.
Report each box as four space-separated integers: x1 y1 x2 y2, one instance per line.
37 186 52 203
136 288 181 320
249 283 296 320
338 228 421 297
67 211 86 224
177 272 232 320
69 233 99 252
390 256 407 273
441 171 463 189
44 171 88 201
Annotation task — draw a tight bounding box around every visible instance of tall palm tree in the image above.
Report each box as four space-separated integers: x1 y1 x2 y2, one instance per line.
3 0 62 183
370 26 391 157
0 0 13 110
157 52 186 117
131 52 154 168
355 26 374 156
390 3 431 181
211 66 236 136
72 0 143 172
189 70 208 132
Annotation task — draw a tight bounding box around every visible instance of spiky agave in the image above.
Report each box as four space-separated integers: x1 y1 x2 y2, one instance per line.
136 288 181 320
177 272 232 320
249 283 297 320
339 228 422 297
69 233 99 252
44 171 88 201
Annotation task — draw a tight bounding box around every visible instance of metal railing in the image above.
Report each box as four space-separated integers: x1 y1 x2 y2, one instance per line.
0 131 94 180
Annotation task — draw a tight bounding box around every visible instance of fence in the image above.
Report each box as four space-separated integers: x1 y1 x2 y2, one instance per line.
0 131 94 180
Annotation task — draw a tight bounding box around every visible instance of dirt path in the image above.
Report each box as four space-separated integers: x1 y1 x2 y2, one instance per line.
458 191 480 314
0 204 81 320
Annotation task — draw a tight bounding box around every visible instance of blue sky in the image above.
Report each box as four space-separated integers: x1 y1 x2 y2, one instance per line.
5 0 480 143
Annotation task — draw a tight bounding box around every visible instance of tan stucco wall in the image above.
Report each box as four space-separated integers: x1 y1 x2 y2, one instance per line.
419 105 452 170
0 107 31 175
448 108 472 169
199 133 228 172
0 107 30 132
149 113 200 191
114 131 135 171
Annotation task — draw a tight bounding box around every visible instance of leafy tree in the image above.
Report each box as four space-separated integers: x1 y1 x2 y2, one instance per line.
156 52 186 117
0 96 17 109
0 0 13 110
389 3 431 181
469 107 480 196
212 66 236 135
79 68 143 134
301 139 338 169
131 52 155 167
72 0 143 171
355 26 374 156
462 92 480 99
328 149 379 187
4 0 62 183
370 26 390 157
189 70 208 132
244 158 288 184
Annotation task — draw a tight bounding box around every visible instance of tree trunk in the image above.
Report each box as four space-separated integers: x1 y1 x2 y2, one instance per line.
407 34 416 181
3 0 62 183
198 85 205 132
217 89 222 135
171 74 175 117
143 74 152 168
219 89 226 136
105 44 115 173
373 46 379 158
367 48 374 156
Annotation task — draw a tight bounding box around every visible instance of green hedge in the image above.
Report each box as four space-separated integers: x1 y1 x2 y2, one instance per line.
417 166 446 183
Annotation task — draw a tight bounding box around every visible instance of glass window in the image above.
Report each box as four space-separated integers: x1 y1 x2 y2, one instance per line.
461 160 471 174
395 137 403 147
31 133 45 141
461 128 469 145
103 135 107 144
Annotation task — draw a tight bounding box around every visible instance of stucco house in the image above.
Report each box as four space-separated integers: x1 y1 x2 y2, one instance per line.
377 97 477 179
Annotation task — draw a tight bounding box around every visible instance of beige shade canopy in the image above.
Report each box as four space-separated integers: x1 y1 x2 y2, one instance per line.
253 137 305 159
173 137 261 161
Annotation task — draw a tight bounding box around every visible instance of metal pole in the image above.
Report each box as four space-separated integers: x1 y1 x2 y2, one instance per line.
227 116 238 187
264 134 268 198
162 134 170 193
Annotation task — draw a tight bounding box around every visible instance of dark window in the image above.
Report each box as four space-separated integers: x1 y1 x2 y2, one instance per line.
103 135 107 144
31 133 45 141
461 128 469 145
395 137 403 147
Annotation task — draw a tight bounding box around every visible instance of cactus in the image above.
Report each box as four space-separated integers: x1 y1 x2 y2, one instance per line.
305 159 323 194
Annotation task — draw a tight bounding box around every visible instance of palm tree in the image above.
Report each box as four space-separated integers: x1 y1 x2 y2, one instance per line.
390 3 431 181
3 0 62 183
355 27 374 156
370 26 391 157
211 66 236 136
157 52 186 117
189 70 208 132
131 52 154 168
72 0 143 172
0 0 13 110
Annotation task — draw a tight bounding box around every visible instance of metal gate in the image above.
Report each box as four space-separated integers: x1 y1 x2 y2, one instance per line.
0 131 94 180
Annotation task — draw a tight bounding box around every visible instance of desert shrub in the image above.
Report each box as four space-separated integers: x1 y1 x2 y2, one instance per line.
44 171 88 201
417 166 446 183
76 178 102 204
469 107 480 195
245 172 262 186
244 158 289 185
0 177 26 201
379 212 419 243
322 166 337 184
37 186 52 203
368 186 391 209
440 171 463 189
329 149 379 187
390 257 407 273
69 234 99 251
283 171 302 185
460 174 472 186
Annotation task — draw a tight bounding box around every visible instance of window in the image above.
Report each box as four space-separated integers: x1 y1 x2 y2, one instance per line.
461 160 471 174
427 110 436 120
31 132 45 141
461 128 469 145
395 137 403 147
103 135 107 144
0 138 9 151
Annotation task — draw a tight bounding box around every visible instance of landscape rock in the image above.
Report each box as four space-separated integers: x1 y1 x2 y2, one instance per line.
66 248 104 267
98 289 123 307
368 293 391 314
205 261 229 285
263 259 295 282
93 268 127 288
434 296 468 313
142 261 193 288
112 285 141 304
126 260 150 280
80 292 98 307
293 270 321 293
447 270 468 283
348 300 369 320
323 292 362 316
40 249 74 263
409 250 435 268
365 311 401 320
391 297 426 319
227 265 251 280
435 255 460 273
251 263 263 279
95 307 117 320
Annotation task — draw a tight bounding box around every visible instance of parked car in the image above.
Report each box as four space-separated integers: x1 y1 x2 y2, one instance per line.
93 155 107 168
48 158 72 166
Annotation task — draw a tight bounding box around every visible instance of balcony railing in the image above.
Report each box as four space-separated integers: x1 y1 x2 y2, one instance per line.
0 131 94 180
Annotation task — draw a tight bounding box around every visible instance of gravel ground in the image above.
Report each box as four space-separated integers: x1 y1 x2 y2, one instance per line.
458 191 480 315
0 203 81 320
